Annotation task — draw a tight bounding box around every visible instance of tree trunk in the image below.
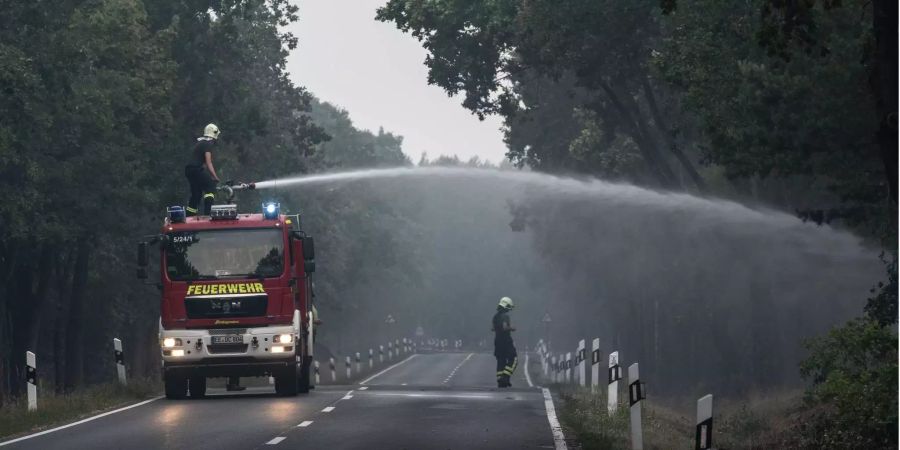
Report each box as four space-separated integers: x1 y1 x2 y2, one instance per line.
596 81 677 188
873 0 897 203
53 249 73 392
64 240 91 390
26 245 54 353
641 78 707 192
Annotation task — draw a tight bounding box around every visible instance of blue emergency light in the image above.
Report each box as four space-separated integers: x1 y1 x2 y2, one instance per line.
167 206 186 223
262 202 280 220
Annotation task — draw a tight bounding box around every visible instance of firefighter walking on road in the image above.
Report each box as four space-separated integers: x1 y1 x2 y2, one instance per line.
185 123 221 216
492 296 517 388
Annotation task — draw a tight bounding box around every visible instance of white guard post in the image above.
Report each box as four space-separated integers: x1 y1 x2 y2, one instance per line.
355 352 361 374
114 338 127 385
26 351 37 411
388 342 393 360
608 351 622 415
379 345 384 363
577 339 587 387
628 363 644 450
696 394 714 450
369 348 374 369
314 360 320 385
551 355 557 383
565 352 572 384
395 339 400 355
329 357 336 382
591 338 600 393
345 356 351 379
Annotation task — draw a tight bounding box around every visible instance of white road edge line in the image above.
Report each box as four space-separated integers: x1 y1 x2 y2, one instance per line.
542 388 568 450
524 352 535 387
359 354 418 385
322 406 335 413
297 421 313 427
266 437 286 445
0 396 163 447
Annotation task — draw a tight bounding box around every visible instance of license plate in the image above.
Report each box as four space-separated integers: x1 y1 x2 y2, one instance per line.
211 335 243 344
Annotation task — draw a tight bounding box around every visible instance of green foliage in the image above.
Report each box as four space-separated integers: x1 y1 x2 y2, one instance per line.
377 0 706 189
798 317 898 449
656 0 887 233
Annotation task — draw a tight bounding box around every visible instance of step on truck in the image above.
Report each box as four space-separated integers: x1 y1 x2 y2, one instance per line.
137 197 316 399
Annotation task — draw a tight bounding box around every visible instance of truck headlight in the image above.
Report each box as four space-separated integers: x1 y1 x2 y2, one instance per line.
274 334 293 344
162 338 182 348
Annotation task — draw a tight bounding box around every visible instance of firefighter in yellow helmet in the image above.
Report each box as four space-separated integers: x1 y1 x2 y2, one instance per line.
184 124 221 216
492 296 517 388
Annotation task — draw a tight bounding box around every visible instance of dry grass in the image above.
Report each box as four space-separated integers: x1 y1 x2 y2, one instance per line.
0 379 160 441
551 384 805 449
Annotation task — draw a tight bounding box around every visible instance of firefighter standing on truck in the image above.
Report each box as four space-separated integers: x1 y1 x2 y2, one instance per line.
492 296 517 388
185 123 221 216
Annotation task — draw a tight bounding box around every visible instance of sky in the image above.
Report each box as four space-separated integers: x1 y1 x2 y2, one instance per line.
285 0 509 164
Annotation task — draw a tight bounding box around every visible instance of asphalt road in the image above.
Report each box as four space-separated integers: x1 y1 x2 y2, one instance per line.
1 352 559 450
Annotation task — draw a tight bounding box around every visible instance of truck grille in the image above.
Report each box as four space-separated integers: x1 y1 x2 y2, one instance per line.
184 295 267 319
208 328 248 335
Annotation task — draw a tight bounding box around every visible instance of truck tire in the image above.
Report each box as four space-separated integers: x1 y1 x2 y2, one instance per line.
275 365 299 396
189 376 207 398
164 372 187 399
298 357 311 394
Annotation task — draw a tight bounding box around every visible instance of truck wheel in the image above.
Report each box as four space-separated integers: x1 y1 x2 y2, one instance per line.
164 372 187 399
298 357 311 394
275 365 299 396
189 376 207 398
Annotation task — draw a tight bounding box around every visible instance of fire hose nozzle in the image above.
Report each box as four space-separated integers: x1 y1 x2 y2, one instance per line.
230 182 255 190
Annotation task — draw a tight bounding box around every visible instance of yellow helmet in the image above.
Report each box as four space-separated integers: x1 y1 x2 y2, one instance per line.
498 297 514 310
204 123 220 139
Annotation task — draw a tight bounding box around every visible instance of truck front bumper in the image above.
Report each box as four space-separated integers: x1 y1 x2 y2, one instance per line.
160 325 300 377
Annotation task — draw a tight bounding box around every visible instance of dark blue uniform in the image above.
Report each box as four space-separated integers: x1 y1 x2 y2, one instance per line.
184 137 217 216
492 308 517 387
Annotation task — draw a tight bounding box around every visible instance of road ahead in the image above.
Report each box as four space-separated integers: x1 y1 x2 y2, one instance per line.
1 352 561 450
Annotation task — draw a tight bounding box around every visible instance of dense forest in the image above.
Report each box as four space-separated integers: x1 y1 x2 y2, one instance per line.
0 0 895 448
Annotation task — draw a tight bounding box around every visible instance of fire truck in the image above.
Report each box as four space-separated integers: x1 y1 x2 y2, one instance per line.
137 189 316 399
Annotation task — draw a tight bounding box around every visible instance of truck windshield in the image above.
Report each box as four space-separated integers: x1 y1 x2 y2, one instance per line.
165 229 284 281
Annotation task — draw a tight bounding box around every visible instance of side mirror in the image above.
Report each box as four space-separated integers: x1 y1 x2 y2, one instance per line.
304 260 316 273
302 236 315 261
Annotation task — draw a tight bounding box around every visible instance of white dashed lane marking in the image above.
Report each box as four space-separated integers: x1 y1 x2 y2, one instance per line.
322 406 335 413
266 437 286 445
443 353 473 384
358 386 368 390
297 421 313 428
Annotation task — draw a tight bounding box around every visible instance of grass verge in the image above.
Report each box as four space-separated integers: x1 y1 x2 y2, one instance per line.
0 378 160 441
553 384 805 449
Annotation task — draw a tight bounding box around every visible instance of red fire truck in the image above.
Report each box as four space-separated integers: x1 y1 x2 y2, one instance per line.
137 195 316 399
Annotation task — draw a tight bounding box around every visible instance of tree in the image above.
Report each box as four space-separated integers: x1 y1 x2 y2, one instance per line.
376 0 707 190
